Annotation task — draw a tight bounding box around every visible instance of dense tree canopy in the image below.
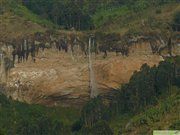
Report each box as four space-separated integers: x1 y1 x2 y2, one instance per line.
23 0 177 30
172 10 180 31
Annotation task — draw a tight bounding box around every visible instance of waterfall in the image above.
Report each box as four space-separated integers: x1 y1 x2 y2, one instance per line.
0 53 5 82
88 36 98 98
70 46 75 61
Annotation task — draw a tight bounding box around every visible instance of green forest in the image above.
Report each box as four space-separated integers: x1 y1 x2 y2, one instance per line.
22 0 178 30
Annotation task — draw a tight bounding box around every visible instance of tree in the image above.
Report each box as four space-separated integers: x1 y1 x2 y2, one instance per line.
91 120 113 135
172 11 180 31
155 61 175 95
81 97 108 128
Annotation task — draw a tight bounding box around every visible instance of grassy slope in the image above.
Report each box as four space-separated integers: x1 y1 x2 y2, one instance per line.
109 86 180 135
93 3 180 34
1 0 55 27
92 6 129 28
0 0 56 41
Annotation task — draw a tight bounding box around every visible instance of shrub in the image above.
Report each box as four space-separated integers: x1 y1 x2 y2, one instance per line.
169 120 180 130
155 9 162 14
81 97 109 128
72 119 83 132
91 120 113 135
172 11 180 31
173 11 180 24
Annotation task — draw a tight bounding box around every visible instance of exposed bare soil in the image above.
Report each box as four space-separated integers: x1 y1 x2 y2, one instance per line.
5 48 163 107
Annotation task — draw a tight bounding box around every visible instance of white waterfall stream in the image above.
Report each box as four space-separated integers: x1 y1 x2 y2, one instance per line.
0 53 5 82
88 36 98 98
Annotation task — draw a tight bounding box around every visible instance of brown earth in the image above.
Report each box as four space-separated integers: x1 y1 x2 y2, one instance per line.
0 12 46 42
4 47 164 107
0 12 83 42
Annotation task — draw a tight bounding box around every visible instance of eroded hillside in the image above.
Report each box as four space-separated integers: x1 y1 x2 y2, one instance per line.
2 49 164 107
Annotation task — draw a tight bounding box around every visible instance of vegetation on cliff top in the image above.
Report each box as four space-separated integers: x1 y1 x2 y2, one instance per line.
1 0 179 34
0 0 55 28
21 0 180 32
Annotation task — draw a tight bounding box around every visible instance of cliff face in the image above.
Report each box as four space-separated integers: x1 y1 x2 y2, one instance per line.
129 41 180 56
2 48 165 107
1 28 180 107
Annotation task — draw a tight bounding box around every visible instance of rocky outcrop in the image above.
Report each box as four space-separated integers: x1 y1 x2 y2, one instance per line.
1 50 164 107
